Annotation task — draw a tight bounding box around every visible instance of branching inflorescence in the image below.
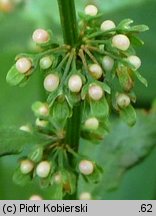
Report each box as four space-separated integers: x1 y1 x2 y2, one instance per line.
6 4 148 199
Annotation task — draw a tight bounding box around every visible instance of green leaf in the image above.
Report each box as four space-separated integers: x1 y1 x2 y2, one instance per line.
102 83 111 94
13 168 31 186
129 25 149 32
51 99 72 129
31 101 49 118
117 18 133 29
65 91 81 108
83 164 103 184
90 97 109 118
61 170 76 195
68 172 77 195
6 65 26 86
120 105 137 126
0 127 51 156
79 111 156 198
129 35 144 46
134 70 148 87
28 145 44 163
81 84 89 100
117 64 133 92
50 184 63 200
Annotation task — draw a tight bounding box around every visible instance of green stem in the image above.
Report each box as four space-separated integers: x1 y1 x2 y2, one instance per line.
57 0 78 46
57 0 81 199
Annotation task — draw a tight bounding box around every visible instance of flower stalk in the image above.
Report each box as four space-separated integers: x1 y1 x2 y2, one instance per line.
57 0 81 199
57 0 81 151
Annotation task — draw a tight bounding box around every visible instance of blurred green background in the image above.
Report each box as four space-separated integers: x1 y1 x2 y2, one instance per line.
0 0 156 200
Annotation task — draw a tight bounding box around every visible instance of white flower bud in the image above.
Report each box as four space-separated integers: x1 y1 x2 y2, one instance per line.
88 84 103 101
127 55 141 70
19 125 31 133
89 64 103 79
40 56 53 70
32 29 50 44
36 161 51 178
0 0 13 12
16 57 32 74
84 5 98 16
79 160 94 175
20 159 34 174
100 20 116 32
68 74 83 93
102 56 114 71
29 195 43 200
116 93 130 108
79 192 92 200
43 74 59 92
38 104 49 117
35 118 48 128
84 117 99 130
112 34 130 51
53 173 62 184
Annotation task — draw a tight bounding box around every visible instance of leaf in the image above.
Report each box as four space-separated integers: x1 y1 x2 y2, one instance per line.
129 35 144 46
78 111 156 199
0 127 51 156
117 20 149 33
6 65 26 86
134 70 148 87
90 97 109 118
51 99 72 129
13 168 31 186
117 18 133 29
120 105 137 126
28 145 44 163
117 64 133 92
83 164 103 184
81 84 89 100
50 184 63 200
61 170 76 195
129 25 149 33
102 83 111 94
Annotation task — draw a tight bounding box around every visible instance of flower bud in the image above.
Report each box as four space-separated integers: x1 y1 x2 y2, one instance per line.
112 34 130 51
20 159 34 174
16 57 32 74
53 173 62 184
88 84 103 101
79 160 94 175
100 20 116 32
32 29 50 44
39 104 49 117
40 56 53 70
79 192 92 200
44 74 59 92
68 74 83 93
102 56 114 71
116 93 130 108
127 55 141 70
35 118 48 128
89 64 103 79
29 195 43 200
0 0 13 13
84 5 98 16
32 101 49 117
84 117 99 130
19 125 31 133
36 161 51 178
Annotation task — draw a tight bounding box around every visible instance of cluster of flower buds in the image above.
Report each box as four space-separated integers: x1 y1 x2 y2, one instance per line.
7 4 148 198
14 144 101 199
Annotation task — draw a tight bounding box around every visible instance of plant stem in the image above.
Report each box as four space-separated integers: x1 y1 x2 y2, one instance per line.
57 0 78 46
57 0 81 199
